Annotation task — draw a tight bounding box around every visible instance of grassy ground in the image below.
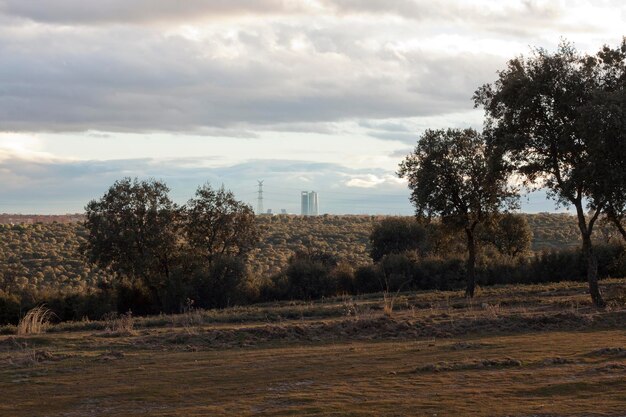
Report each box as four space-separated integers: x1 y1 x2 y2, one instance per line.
2 280 626 416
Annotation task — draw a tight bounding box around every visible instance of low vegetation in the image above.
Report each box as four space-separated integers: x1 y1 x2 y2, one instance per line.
1 211 625 325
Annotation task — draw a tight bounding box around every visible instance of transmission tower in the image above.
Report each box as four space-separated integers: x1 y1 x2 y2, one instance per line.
257 180 264 215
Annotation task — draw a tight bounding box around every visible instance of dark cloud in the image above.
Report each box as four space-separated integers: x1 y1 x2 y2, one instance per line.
0 0 307 24
0 22 501 132
0 0 568 29
0 0 621 135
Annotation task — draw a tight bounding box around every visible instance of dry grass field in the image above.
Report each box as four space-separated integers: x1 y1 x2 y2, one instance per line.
2 280 626 416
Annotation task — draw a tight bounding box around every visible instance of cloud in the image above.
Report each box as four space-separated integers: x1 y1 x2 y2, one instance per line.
0 22 502 132
0 1 623 135
0 0 313 25
344 173 404 188
0 0 595 33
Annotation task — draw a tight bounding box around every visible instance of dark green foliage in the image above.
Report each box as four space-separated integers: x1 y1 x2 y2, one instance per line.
283 250 339 300
474 39 626 306
0 292 20 325
354 264 384 294
84 178 181 308
185 184 260 266
189 255 248 309
379 253 415 291
81 178 261 314
398 128 518 297
479 214 533 257
369 217 429 262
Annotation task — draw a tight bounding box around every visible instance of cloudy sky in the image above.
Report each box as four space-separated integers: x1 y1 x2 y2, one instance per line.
0 0 624 214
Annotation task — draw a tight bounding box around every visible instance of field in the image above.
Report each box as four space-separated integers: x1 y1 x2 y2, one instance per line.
2 279 626 416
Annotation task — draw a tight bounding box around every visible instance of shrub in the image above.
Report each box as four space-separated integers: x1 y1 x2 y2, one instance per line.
190 255 248 309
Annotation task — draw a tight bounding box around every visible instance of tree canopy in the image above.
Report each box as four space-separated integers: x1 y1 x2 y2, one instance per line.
84 178 180 308
474 40 626 306
185 184 260 266
398 128 518 297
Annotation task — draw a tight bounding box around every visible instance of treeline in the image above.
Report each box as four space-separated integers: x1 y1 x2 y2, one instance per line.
0 212 617 296
1 206 625 325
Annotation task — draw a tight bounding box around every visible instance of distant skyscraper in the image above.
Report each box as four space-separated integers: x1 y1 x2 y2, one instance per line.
300 191 319 216
308 191 319 216
301 191 309 215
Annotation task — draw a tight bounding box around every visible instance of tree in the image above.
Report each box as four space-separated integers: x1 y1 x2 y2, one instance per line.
284 250 339 300
398 128 517 297
369 217 429 262
189 255 248 309
474 40 626 306
84 178 180 309
479 214 533 258
581 45 626 243
184 184 260 266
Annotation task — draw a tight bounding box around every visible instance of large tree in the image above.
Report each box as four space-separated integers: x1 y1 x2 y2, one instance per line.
184 184 260 266
398 128 517 297
84 178 181 308
474 40 626 307
580 44 626 243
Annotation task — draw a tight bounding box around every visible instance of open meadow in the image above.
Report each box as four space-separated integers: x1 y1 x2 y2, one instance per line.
2 279 626 417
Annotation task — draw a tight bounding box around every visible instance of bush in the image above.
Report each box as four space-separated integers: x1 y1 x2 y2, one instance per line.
369 217 429 262
190 255 248 309
354 264 384 294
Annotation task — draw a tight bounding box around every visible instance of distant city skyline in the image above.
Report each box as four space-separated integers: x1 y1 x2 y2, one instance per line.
0 1 623 214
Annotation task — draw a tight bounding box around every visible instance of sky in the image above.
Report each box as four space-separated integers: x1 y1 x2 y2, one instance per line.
0 0 624 215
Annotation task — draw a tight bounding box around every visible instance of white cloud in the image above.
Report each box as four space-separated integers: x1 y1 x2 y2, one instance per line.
345 173 405 189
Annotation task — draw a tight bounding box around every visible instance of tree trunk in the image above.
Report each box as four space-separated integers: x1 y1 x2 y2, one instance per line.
465 228 476 298
581 233 605 307
575 204 605 308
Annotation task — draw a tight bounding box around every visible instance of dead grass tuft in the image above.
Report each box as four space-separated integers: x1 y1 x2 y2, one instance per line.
17 306 53 336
